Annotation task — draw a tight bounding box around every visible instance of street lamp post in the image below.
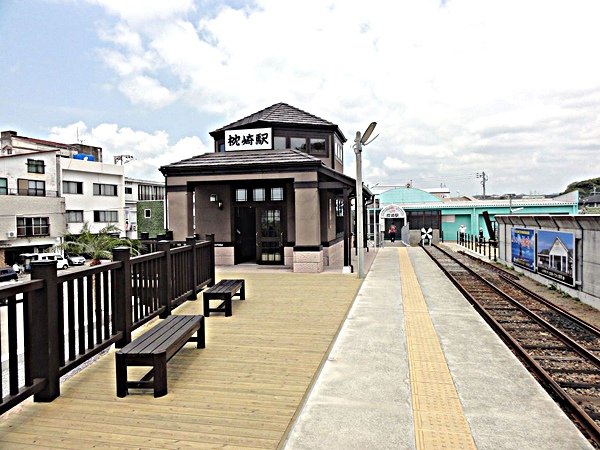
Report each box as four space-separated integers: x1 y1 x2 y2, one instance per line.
354 122 377 278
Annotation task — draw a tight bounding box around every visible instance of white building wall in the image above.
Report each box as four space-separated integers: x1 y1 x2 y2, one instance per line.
0 195 66 265
60 158 125 235
0 152 60 194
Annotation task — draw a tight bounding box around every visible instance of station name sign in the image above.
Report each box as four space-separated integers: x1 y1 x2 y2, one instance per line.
225 127 272 151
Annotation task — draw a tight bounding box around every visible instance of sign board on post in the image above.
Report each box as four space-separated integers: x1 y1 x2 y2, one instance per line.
225 128 272 151
536 230 575 286
511 227 535 271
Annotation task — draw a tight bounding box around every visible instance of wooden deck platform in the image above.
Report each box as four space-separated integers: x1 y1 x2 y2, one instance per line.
0 270 361 449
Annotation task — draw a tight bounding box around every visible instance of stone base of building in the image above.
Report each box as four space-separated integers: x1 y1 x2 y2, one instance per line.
215 246 234 266
323 240 344 268
214 245 338 273
293 248 324 273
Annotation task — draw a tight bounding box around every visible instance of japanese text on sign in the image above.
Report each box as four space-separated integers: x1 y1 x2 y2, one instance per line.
225 128 272 151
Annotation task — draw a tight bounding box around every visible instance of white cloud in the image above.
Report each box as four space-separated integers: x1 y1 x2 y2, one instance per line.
88 0 195 25
118 76 179 109
85 0 600 194
47 122 209 181
383 157 411 171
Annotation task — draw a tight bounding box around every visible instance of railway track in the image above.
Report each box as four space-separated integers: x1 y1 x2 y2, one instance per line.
422 244 600 446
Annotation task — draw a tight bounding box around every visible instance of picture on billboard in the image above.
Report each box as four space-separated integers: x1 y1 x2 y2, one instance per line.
511 227 535 271
536 230 575 286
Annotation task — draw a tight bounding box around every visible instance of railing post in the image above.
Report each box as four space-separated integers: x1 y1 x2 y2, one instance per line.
206 234 215 287
186 236 198 299
29 260 60 402
113 247 132 348
158 240 172 318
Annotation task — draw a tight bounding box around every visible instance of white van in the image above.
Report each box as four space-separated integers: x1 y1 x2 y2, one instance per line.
18 253 69 271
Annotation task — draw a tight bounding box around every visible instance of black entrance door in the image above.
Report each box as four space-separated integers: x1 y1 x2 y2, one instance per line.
234 206 256 263
257 207 284 264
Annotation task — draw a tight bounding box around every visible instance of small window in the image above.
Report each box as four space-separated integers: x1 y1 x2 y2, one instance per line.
125 187 133 195
144 209 151 218
309 138 326 155
290 137 306 151
236 189 247 202
271 187 283 201
0 178 7 195
17 217 50 236
273 136 287 149
253 188 265 202
63 181 83 194
93 183 117 196
335 142 343 162
65 210 84 223
28 180 45 196
93 210 118 222
27 159 45 174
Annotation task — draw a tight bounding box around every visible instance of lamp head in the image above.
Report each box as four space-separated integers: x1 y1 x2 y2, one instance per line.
361 122 377 145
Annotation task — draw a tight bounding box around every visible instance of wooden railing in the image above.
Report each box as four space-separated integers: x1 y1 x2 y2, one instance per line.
0 236 214 414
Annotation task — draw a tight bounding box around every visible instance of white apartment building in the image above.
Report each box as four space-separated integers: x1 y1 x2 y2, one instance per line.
0 130 125 266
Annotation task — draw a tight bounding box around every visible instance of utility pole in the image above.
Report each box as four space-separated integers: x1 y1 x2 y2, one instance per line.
353 122 378 279
477 171 488 198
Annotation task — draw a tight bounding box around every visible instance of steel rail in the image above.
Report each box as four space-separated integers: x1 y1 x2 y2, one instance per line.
422 244 600 445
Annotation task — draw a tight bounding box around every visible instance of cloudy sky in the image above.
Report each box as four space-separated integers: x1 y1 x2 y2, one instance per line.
1 0 599 195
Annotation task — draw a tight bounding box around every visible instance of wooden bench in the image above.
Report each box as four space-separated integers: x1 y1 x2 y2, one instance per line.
203 279 245 317
115 315 205 398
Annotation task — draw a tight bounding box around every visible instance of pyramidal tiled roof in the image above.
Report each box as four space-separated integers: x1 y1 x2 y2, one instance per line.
211 103 338 134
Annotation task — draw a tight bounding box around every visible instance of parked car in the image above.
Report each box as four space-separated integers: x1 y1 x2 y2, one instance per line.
18 253 69 270
66 254 86 266
0 267 19 282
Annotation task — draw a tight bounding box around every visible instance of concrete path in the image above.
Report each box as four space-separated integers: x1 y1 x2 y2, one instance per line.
283 246 592 449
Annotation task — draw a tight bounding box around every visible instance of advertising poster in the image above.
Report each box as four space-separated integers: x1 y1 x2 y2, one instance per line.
536 230 575 286
511 227 535 271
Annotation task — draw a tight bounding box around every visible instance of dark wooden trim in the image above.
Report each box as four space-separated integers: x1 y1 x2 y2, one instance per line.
293 245 323 252
165 185 188 192
322 235 345 247
293 181 319 189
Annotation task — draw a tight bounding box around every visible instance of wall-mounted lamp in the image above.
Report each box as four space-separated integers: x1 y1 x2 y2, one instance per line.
209 194 223 209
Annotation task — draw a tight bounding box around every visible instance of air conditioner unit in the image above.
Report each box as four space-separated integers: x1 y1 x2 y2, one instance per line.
6 230 17 238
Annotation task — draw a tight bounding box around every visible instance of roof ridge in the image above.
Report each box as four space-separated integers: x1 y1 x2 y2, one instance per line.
210 102 338 134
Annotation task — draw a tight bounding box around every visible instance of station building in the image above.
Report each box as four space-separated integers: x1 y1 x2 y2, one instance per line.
370 186 579 245
160 103 364 273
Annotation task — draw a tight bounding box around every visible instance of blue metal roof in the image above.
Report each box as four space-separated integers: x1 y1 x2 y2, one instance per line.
379 187 442 204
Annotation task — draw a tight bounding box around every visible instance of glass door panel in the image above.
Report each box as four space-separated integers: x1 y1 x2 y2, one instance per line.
258 208 283 263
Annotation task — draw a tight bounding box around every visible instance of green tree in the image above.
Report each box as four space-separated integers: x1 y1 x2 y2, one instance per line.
61 223 142 266
563 177 600 197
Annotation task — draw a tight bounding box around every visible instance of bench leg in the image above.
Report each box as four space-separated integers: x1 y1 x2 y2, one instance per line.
240 282 245 300
197 317 206 349
203 295 211 317
115 354 128 398
225 296 232 317
153 354 168 398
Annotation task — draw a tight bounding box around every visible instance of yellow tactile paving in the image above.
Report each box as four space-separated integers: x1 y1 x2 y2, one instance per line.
399 248 477 450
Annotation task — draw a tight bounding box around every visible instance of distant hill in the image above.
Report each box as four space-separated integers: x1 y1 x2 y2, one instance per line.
563 177 600 197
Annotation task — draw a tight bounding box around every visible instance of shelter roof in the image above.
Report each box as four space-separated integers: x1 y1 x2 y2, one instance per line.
209 103 346 141
160 148 322 174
